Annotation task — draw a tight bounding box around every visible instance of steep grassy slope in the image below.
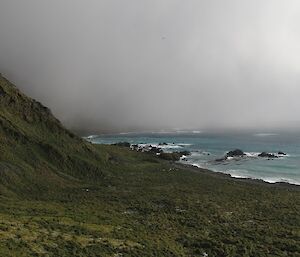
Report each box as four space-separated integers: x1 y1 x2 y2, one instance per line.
0 74 114 196
0 75 299 257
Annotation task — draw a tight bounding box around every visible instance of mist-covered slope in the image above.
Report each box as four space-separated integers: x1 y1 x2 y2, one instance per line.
0 74 108 196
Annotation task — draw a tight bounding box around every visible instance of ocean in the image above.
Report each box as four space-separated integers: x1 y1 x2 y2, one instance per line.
85 131 300 185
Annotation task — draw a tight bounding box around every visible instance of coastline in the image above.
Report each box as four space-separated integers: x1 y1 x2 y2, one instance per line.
1 75 299 256
86 135 300 189
174 162 300 191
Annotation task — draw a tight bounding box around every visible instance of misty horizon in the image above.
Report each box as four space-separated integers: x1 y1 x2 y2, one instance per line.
1 0 300 133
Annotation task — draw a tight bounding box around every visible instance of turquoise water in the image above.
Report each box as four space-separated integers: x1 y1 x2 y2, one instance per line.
86 132 300 185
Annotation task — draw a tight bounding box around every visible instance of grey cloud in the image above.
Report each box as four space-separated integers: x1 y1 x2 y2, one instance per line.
1 0 300 133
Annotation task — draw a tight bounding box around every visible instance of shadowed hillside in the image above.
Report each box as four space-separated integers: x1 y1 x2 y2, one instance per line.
0 75 110 196
0 74 165 199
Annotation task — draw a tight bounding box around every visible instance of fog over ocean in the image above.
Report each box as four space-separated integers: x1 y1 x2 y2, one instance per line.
1 1 300 133
1 1 300 184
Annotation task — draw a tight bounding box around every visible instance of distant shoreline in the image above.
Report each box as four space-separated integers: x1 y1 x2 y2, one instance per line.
174 162 300 191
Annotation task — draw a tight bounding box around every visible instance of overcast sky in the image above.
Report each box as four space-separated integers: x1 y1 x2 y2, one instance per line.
1 0 300 133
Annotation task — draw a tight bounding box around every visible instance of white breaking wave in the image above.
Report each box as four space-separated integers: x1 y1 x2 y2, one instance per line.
178 143 193 146
220 169 300 186
225 169 250 179
135 143 184 152
244 152 260 157
228 173 250 179
84 135 98 140
239 152 289 158
263 177 300 185
152 143 182 149
180 160 300 186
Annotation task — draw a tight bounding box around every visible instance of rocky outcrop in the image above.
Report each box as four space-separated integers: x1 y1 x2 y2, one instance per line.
278 151 286 156
258 152 278 158
215 149 245 162
158 142 168 146
215 148 286 162
226 149 245 157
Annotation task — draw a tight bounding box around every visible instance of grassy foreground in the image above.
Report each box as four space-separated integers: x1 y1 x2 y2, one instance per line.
0 75 299 256
0 150 299 257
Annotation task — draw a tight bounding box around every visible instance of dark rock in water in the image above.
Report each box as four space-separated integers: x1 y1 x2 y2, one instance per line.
215 149 245 162
278 151 286 155
158 142 168 146
226 149 245 157
258 152 278 158
113 142 131 147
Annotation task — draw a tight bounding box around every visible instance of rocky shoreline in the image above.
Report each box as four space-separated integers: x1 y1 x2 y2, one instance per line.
113 141 191 161
114 142 288 163
215 149 287 162
112 142 299 189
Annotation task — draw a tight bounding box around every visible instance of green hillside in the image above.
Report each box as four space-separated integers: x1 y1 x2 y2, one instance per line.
0 75 299 257
0 74 107 196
